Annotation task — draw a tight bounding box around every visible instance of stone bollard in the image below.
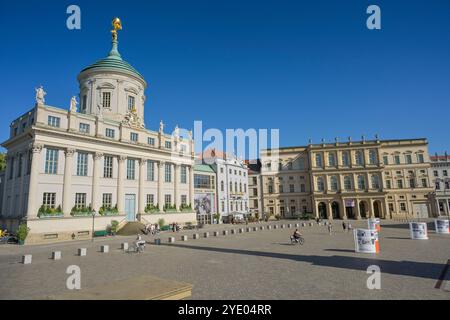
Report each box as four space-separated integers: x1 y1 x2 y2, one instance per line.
121 243 129 251
302 223 306 227
246 227 251 232
213 231 219 237
78 248 87 256
267 225 272 230
287 223 292 228
309 222 313 227
273 225 278 229
239 228 244 233
154 238 161 245
281 224 285 229
295 223 300 228
181 235 188 241
52 251 61 260
22 255 32 264
222 230 228 236
253 227 258 231
101 245 109 253
231 229 237 235
193 233 200 239
260 226 264 231
168 237 175 243
204 232 209 238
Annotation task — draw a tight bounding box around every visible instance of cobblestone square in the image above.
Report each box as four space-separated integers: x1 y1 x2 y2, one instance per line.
0 219 449 299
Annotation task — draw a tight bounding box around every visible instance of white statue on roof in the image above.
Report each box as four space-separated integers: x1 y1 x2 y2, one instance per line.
35 86 46 105
70 96 78 113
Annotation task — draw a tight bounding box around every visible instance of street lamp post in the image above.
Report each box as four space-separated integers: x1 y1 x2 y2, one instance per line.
91 209 96 242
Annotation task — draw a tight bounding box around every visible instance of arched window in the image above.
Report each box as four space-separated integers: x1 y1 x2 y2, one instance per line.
369 150 377 165
229 181 233 191
317 177 325 192
355 151 364 166
357 175 366 190
371 175 380 189
344 176 352 190
330 176 338 191
221 181 224 191
315 153 323 167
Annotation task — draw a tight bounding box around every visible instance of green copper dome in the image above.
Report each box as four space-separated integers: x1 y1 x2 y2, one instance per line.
79 39 146 86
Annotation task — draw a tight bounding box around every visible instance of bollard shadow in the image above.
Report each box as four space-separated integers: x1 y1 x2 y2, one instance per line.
161 243 445 281
384 237 410 240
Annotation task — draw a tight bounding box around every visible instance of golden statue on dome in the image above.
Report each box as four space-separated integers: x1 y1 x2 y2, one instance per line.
111 17 122 41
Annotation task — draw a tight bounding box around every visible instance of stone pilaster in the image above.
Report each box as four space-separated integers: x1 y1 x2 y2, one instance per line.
158 161 165 211
63 148 75 216
26 144 43 219
117 155 126 214
138 158 146 214
91 152 103 212
174 164 180 211
189 165 195 209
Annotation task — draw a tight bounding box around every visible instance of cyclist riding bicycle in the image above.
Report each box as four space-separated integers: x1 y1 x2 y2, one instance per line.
135 234 146 252
292 229 302 240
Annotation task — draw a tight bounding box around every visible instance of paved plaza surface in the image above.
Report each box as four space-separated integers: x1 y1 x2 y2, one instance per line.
0 219 449 300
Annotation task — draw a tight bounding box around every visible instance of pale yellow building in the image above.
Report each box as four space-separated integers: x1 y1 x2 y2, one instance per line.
260 137 434 220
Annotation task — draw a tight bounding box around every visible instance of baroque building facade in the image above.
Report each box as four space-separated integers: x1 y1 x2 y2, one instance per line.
429 153 450 217
0 21 196 243
260 137 434 220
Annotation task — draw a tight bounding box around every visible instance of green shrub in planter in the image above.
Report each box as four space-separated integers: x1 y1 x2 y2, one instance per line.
37 205 63 218
110 220 119 235
158 218 165 229
145 204 159 213
17 223 30 244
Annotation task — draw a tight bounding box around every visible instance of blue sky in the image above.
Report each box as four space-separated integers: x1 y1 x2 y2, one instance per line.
0 0 449 155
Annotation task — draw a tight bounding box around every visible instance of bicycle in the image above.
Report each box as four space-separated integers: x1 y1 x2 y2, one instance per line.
127 242 146 254
290 235 305 245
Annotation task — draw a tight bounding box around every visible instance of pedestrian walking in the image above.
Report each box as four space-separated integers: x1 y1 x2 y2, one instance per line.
347 223 353 232
342 221 347 232
327 223 333 235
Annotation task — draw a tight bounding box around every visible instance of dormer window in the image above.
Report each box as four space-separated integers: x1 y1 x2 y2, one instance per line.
128 96 135 111
102 92 111 108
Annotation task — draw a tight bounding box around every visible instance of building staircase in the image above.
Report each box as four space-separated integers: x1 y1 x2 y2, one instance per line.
116 221 146 236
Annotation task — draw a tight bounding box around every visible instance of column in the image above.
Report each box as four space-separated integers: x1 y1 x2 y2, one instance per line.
174 164 180 211
158 161 165 211
189 165 195 209
117 155 126 214
355 200 361 220
368 198 374 218
341 198 348 219
365 172 371 191
91 152 103 212
62 148 75 216
313 200 318 219
327 201 333 220
383 198 390 219
26 144 43 219
435 199 440 216
138 158 146 214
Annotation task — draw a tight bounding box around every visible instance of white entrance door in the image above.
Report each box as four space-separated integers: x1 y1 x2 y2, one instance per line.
125 194 136 221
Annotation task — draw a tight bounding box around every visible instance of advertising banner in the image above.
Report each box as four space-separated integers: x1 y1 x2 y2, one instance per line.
368 218 381 232
409 222 428 240
353 229 379 254
434 219 450 234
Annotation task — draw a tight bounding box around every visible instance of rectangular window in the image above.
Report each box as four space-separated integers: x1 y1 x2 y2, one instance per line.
300 184 306 192
400 202 406 211
397 179 403 189
417 154 424 163
75 193 87 209
394 155 401 165
102 193 112 208
383 155 388 165
165 194 171 206
103 156 113 178
130 132 138 142
48 116 60 128
181 166 187 184
165 163 172 182
76 152 88 176
289 184 295 193
444 170 448 176
82 95 87 111
165 141 172 149
147 161 155 181
128 96 135 110
79 123 90 133
409 178 415 188
405 154 412 164
433 170 438 177
421 178 427 188
127 159 135 180
148 137 155 146
105 128 115 138
45 148 59 174
102 92 111 108
146 194 154 206
386 180 392 189
42 192 56 209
